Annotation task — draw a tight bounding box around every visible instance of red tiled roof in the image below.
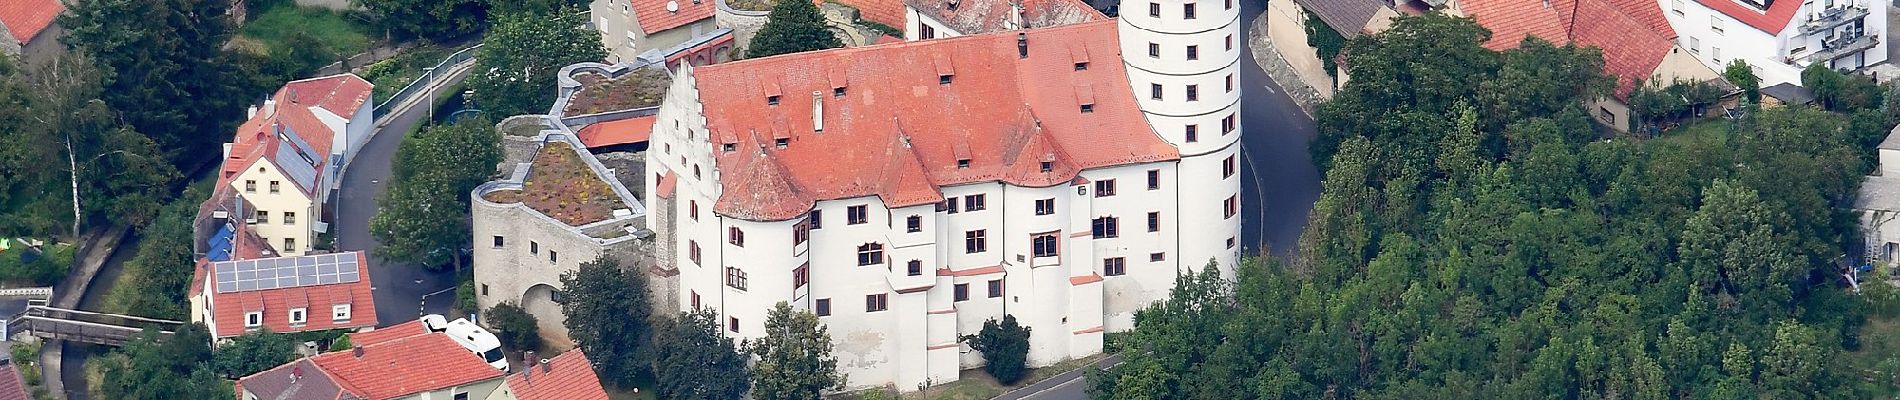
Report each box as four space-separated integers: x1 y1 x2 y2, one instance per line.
235 359 361 400
576 115 657 148
835 0 908 27
694 20 1178 221
348 319 429 346
1694 0 1800 34
310 334 504 400
876 35 905 45
0 0 61 44
207 252 379 338
0 365 27 400
632 0 716 34
1602 0 1674 37
906 0 1104 35
1461 0 1676 98
285 74 375 120
505 350 611 400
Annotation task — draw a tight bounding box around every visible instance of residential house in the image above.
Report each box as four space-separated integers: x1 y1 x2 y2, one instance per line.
1449 0 1729 131
484 350 611 400
1262 0 1400 98
189 251 379 342
1659 0 1886 86
903 0 1105 40
0 0 64 67
592 0 736 67
235 319 506 400
1858 125 1900 271
217 74 373 255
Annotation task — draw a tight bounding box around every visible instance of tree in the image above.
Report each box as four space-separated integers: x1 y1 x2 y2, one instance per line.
964 315 1032 384
357 0 489 41
651 311 750 400
211 329 295 378
98 324 233 400
559 255 651 388
103 185 206 320
746 302 844 400
60 0 247 170
467 7 606 118
485 302 543 352
746 0 842 58
1725 59 1761 104
370 117 502 269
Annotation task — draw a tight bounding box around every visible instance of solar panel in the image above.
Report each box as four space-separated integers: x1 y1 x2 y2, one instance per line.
212 252 362 294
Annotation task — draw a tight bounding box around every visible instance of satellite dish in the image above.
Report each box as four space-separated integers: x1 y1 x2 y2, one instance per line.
667 1 680 12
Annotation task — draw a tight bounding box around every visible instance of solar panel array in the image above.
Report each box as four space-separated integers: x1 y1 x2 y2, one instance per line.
213 252 360 294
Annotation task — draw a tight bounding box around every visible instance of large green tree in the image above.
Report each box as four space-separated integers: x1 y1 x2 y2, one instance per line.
746 0 842 58
60 0 247 170
651 310 751 400
1725 59 1762 104
370 117 502 269
211 329 296 378
0 52 178 238
106 185 209 320
356 0 490 41
747 302 843 400
467 7 606 118
485 302 543 352
98 324 233 399
559 255 652 388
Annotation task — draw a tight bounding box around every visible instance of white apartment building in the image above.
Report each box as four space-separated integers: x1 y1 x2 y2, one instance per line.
643 2 1241 391
216 74 374 256
1661 0 1887 86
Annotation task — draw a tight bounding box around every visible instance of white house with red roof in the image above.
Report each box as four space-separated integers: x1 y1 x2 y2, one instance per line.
1449 0 1730 131
1658 0 1885 86
639 4 1241 389
236 319 507 400
188 250 379 342
216 74 373 255
0 0 64 66
903 0 1106 40
592 0 737 67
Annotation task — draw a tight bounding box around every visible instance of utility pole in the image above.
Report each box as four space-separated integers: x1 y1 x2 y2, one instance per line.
423 66 438 123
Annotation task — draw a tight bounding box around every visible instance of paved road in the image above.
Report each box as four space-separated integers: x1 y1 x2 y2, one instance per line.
1021 0 1319 397
336 70 472 327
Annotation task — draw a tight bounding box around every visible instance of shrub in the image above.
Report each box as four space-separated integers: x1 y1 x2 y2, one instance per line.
963 315 1032 384
485 302 542 352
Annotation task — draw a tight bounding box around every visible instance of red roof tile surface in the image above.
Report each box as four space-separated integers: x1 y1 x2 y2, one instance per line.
1461 0 1678 98
1694 0 1800 34
505 350 611 400
0 0 61 44
906 0 1104 35
205 252 379 338
0 365 27 400
348 319 430 346
219 74 372 196
633 0 716 34
577 115 657 148
310 334 504 399
835 0 908 27
692 20 1178 221
285 74 375 120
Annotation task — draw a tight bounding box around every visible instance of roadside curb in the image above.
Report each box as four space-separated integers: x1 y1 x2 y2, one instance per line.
991 354 1124 400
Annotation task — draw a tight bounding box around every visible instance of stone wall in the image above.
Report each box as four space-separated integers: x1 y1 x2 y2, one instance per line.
1253 2 1327 113
715 0 771 55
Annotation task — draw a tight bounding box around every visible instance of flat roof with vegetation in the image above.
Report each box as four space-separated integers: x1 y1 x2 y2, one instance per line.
482 142 629 226
562 69 672 116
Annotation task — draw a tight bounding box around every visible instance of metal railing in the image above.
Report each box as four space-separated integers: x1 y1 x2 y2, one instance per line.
374 43 485 117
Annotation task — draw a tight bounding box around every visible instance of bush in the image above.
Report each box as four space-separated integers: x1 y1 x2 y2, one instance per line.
455 278 478 316
484 302 541 352
212 330 295 378
0 243 72 286
963 315 1032 385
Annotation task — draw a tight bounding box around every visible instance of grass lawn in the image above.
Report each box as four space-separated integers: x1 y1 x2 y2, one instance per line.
834 353 1110 400
239 3 375 60
1652 118 1734 146
1845 314 1900 396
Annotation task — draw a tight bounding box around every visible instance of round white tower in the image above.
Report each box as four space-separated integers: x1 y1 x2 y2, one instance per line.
1119 0 1243 273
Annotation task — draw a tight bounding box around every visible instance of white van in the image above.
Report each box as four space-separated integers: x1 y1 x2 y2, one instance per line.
420 314 508 372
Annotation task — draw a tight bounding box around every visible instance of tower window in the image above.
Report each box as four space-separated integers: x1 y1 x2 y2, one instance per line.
1147 169 1161 190
1187 85 1199 101
1227 74 1235 92
1151 84 1163 100
1148 2 1159 16
1226 34 1234 50
1183 3 1196 19
1148 43 1159 58
1186 45 1199 60
1186 125 1199 142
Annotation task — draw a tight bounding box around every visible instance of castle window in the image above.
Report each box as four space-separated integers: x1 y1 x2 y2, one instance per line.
1034 199 1055 215
857 243 884 266
906 215 922 233
816 298 831 316
1224 195 1238 219
965 194 986 211
1187 85 1199 101
1148 169 1161 190
987 279 1004 297
809 210 823 229
866 293 889 312
1148 2 1159 17
1148 43 1159 58
1183 3 1196 19
954 283 970 301
725 267 748 291
1151 252 1166 262
794 264 810 289
966 230 988 253
1092 216 1119 239
1032 233 1059 257
907 260 922 276
848 205 868 224
1224 155 1237 178
1186 125 1199 143
1104 257 1126 276
1095 179 1117 197
729 227 745 246
1148 211 1161 232
1151 84 1163 100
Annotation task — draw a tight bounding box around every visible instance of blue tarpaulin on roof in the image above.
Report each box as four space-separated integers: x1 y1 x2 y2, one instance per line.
207 224 236 262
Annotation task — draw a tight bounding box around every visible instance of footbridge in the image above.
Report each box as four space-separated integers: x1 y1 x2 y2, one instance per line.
4 305 182 347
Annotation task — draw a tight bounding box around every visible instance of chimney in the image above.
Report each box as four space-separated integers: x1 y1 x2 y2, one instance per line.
290 365 302 383
351 345 364 359
523 350 536 382
540 358 552 373
1017 33 1029 59
263 99 277 117
811 91 824 133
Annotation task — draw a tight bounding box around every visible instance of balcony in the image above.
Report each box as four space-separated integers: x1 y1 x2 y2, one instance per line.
1799 5 1871 36
1806 33 1881 64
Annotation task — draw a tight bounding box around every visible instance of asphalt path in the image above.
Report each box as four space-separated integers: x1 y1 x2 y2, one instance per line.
1020 0 1320 397
336 70 473 327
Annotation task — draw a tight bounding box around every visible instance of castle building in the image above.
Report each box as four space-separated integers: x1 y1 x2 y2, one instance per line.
642 0 1241 389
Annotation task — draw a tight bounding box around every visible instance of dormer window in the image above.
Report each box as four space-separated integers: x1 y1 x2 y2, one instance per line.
767 95 781 105
1074 62 1088 71
775 138 789 149
957 159 971 168
1040 161 1053 172
947 0 959 10
723 143 736 152
289 308 307 326
1080 104 1094 113
244 312 262 328
834 87 846 97
940 74 954 85
332 304 352 321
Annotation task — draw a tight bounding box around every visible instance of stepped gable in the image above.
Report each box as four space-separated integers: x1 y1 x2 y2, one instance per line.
693 19 1178 221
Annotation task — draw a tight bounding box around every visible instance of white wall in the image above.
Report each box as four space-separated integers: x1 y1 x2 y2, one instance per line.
231 160 314 255
1661 0 1889 86
904 6 965 41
